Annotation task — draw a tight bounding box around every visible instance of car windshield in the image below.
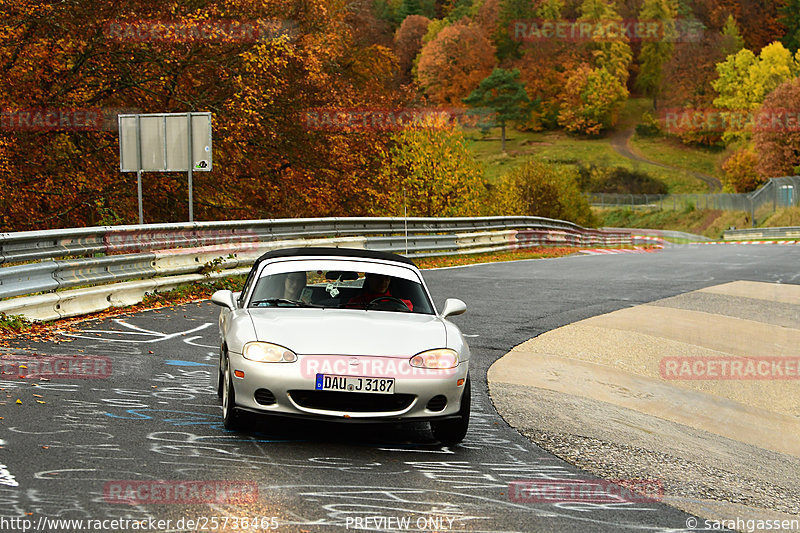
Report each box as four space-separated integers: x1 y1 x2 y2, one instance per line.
248 267 434 315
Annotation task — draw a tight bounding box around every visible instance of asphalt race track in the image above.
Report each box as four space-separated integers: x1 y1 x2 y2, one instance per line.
2 244 798 533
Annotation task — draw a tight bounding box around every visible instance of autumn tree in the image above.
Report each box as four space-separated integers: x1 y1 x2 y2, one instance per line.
421 18 451 44
712 42 800 142
379 121 485 217
511 38 588 130
557 65 629 136
394 14 431 82
474 0 501 39
463 68 531 151
659 31 734 146
721 148 764 192
694 0 786 51
347 0 395 49
0 0 405 229
578 0 633 84
416 21 496 105
754 77 800 178
496 160 596 227
635 0 678 106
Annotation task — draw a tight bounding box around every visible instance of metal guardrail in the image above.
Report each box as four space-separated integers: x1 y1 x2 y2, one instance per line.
0 216 634 321
723 226 800 241
603 227 712 243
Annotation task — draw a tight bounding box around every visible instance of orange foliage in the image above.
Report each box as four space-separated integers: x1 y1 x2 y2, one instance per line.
511 40 588 129
658 34 729 145
393 15 430 82
697 0 786 51
0 0 405 230
416 20 497 105
722 147 765 192
557 64 629 136
755 77 800 178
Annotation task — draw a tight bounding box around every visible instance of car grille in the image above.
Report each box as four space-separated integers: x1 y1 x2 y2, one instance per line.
288 390 415 412
254 388 276 405
426 395 447 412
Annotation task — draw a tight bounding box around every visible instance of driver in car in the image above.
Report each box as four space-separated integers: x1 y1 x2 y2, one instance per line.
346 273 413 311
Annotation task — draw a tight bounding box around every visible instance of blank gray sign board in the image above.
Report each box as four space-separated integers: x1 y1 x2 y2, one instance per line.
118 112 212 172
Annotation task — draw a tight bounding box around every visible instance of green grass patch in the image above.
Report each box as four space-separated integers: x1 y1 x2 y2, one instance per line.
759 207 800 228
618 98 653 129
465 128 709 193
630 134 729 181
598 207 750 239
465 98 724 193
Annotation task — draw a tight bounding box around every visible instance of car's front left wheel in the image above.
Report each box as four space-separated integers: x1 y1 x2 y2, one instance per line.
222 362 242 431
216 347 225 400
430 378 470 446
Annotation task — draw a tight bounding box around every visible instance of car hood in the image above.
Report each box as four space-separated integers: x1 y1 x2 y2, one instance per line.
248 308 447 356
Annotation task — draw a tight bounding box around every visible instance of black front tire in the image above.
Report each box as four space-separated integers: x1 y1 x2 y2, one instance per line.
222 363 242 431
431 378 470 445
216 349 224 399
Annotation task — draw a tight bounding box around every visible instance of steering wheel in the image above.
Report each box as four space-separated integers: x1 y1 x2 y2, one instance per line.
366 296 411 312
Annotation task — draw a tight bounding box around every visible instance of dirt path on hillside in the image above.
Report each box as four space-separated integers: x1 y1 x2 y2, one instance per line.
610 127 722 192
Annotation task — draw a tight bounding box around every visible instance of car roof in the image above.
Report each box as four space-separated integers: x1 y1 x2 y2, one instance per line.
253 247 418 268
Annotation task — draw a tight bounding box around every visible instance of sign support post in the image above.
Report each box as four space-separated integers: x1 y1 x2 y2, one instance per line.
187 112 194 222
135 114 144 224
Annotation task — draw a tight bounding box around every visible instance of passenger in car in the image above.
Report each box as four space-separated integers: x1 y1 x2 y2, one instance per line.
283 271 307 300
251 271 308 303
346 273 413 311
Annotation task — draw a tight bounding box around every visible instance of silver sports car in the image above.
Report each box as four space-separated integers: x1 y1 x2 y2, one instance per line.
209 247 471 444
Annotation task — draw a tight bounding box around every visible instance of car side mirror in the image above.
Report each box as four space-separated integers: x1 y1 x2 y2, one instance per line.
210 290 236 311
441 298 466 318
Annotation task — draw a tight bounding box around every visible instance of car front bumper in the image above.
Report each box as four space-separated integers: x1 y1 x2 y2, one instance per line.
228 352 469 421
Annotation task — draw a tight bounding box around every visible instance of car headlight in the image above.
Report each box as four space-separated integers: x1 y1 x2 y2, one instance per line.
410 349 459 369
242 342 297 363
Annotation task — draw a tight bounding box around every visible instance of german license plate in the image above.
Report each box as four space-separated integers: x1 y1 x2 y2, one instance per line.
315 374 395 394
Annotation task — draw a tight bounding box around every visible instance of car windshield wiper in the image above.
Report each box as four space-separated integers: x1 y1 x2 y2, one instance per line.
250 299 316 308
